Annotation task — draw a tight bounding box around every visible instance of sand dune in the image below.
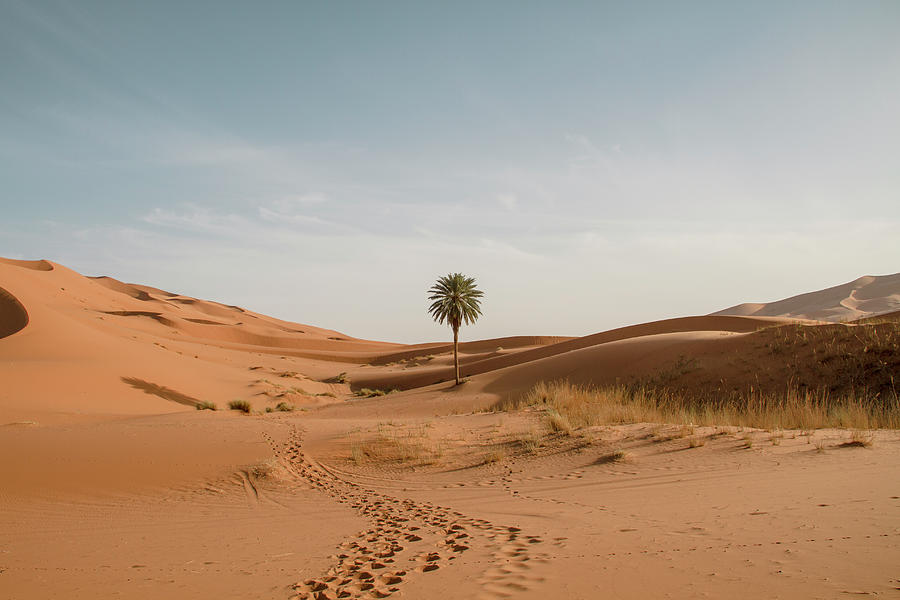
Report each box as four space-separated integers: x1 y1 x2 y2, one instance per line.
350 315 791 393
2 257 897 600
713 272 900 321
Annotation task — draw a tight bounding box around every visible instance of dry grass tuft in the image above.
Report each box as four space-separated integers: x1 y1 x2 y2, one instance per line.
327 372 349 384
480 449 507 464
195 401 217 411
840 430 874 448
688 436 706 448
544 409 573 435
514 429 542 454
227 399 251 413
355 388 399 398
676 425 695 438
595 449 628 464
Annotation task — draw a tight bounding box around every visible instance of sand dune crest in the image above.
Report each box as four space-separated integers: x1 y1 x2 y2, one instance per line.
0 257 54 271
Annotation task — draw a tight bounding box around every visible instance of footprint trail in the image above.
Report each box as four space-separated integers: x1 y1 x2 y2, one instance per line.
262 425 550 600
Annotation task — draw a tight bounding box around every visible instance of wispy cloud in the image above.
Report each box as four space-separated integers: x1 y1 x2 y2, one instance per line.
142 206 248 235
496 193 518 211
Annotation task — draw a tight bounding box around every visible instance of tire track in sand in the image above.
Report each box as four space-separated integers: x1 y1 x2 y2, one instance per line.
262 424 550 600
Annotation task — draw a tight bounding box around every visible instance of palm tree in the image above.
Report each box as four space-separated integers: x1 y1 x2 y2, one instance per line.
427 273 484 385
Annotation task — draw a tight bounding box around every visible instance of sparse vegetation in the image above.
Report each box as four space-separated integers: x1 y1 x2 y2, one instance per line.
355 388 399 398
195 401 217 411
348 425 443 466
274 401 294 412
228 399 252 413
327 372 349 384
499 379 900 431
688 436 706 448
514 429 542 454
840 430 874 448
595 449 628 464
738 321 899 400
544 409 573 435
676 425 694 438
480 449 507 464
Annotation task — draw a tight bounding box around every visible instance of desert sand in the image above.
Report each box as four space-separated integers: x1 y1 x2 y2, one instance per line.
1 258 899 599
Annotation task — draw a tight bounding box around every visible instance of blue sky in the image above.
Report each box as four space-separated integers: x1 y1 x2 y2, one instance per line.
2 1 898 342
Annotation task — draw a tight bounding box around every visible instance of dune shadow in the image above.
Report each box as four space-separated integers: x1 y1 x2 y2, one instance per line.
184 318 228 325
103 311 178 327
120 376 200 407
0 286 29 339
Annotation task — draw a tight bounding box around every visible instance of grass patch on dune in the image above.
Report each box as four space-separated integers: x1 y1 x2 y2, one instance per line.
227 399 252 413
326 372 349 384
544 409 573 435
499 379 900 431
755 321 900 398
595 449 629 464
349 430 443 466
195 401 217 411
840 430 874 448
513 429 542 454
355 388 400 398
479 449 507 464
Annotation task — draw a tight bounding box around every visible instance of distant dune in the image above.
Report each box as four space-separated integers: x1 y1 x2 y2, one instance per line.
712 273 900 322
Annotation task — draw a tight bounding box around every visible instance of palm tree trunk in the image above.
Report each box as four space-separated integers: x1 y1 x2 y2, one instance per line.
453 326 460 385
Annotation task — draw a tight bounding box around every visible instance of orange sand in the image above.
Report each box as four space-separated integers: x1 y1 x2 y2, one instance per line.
1 258 898 599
